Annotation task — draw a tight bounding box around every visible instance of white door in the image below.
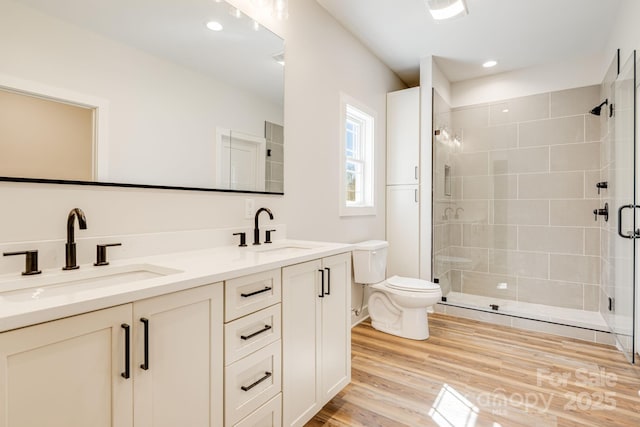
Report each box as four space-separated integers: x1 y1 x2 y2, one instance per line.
133 284 224 427
387 185 420 277
387 87 420 185
216 128 266 191
320 253 351 403
282 259 322 427
0 305 133 427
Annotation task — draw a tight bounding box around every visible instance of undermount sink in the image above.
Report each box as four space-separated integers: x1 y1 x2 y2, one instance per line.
0 263 182 302
248 243 319 255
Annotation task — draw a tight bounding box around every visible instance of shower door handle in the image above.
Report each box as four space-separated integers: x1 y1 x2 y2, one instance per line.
617 204 639 239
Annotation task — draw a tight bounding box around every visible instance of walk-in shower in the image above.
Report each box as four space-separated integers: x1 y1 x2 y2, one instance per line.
432 50 637 362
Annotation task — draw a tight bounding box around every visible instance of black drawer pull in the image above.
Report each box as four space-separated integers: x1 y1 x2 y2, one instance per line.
140 318 149 370
121 323 130 379
241 371 272 391
240 287 272 298
241 324 272 340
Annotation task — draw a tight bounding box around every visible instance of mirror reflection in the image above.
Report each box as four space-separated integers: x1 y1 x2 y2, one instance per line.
0 0 284 193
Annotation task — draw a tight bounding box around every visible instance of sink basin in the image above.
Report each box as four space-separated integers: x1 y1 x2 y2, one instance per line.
0 264 182 302
248 243 319 256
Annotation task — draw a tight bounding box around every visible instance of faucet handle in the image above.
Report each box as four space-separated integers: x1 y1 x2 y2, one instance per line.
265 230 276 244
3 250 42 275
94 243 122 266
233 232 247 247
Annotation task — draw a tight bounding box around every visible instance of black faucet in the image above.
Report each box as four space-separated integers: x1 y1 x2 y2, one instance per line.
63 208 87 270
253 207 274 245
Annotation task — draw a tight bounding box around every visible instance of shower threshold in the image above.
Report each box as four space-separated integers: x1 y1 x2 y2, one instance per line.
439 291 609 332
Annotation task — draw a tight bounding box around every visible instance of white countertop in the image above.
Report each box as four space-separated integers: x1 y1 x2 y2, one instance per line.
0 240 353 333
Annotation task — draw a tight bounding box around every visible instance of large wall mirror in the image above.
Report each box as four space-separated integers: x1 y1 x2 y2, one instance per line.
0 0 284 193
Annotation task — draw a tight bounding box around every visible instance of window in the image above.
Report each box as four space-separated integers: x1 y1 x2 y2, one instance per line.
340 94 375 216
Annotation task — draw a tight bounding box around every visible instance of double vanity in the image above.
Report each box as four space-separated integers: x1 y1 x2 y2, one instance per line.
0 236 353 427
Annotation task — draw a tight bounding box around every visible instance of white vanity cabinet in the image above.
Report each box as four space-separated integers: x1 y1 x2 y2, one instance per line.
132 284 224 427
0 304 133 427
224 269 282 427
282 253 351 427
0 244 354 427
0 283 223 427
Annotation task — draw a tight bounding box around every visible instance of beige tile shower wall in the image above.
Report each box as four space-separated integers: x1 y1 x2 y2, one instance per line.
446 85 602 311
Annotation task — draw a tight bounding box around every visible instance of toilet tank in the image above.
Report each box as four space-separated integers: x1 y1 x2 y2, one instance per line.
352 240 389 284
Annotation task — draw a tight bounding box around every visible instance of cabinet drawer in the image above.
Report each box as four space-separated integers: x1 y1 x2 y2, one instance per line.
233 393 282 427
225 269 281 321
225 304 281 365
225 340 281 426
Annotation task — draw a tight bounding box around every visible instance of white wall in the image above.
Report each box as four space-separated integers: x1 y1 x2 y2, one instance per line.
604 0 640 75
0 1 282 188
450 53 605 108
280 0 406 242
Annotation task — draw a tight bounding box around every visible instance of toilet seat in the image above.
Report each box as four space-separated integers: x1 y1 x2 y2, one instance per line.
386 276 440 293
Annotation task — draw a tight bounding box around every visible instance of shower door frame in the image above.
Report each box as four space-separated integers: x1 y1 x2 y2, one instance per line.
608 49 637 364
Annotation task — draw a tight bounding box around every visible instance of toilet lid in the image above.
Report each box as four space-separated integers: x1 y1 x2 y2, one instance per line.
386 276 440 292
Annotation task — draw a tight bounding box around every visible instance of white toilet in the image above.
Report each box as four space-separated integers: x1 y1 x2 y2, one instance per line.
352 240 441 340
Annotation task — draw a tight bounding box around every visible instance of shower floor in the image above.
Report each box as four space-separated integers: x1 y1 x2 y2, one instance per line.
441 291 609 332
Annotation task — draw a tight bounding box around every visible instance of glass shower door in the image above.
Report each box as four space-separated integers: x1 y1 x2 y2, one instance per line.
611 50 636 363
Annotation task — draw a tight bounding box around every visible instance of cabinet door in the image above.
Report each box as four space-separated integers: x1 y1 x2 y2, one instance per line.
282 259 322 427
0 305 133 427
320 253 351 404
133 284 223 427
387 87 420 185
387 184 420 277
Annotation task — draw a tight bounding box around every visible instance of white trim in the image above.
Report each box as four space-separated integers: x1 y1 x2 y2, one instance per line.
339 92 376 217
0 73 110 181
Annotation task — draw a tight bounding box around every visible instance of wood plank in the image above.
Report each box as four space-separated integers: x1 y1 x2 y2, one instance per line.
309 313 640 427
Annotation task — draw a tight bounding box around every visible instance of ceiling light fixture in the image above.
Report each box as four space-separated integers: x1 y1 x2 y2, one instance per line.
425 0 468 21
483 60 498 68
206 21 223 31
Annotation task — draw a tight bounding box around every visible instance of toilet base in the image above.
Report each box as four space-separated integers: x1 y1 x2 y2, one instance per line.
370 306 431 340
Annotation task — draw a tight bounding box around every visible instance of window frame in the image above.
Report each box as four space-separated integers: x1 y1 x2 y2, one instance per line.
339 93 376 217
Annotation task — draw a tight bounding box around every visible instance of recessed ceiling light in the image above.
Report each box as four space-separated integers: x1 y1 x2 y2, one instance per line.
206 21 223 31
483 60 498 68
425 0 468 21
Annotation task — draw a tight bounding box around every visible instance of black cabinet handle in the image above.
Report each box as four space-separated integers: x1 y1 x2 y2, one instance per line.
121 324 130 379
240 286 272 298
140 318 149 370
325 267 331 296
241 371 272 391
240 324 272 340
318 269 325 298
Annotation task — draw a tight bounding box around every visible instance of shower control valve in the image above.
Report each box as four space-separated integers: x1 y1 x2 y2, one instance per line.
593 202 609 222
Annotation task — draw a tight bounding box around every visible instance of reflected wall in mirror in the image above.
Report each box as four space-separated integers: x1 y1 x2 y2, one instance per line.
0 0 284 193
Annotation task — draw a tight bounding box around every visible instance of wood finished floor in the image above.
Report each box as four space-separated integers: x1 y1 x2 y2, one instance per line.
308 313 640 427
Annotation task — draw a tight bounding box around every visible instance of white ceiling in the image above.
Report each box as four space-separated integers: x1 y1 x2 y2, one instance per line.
14 0 284 106
316 0 622 86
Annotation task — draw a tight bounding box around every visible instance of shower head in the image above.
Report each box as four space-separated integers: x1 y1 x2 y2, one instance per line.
590 99 608 116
